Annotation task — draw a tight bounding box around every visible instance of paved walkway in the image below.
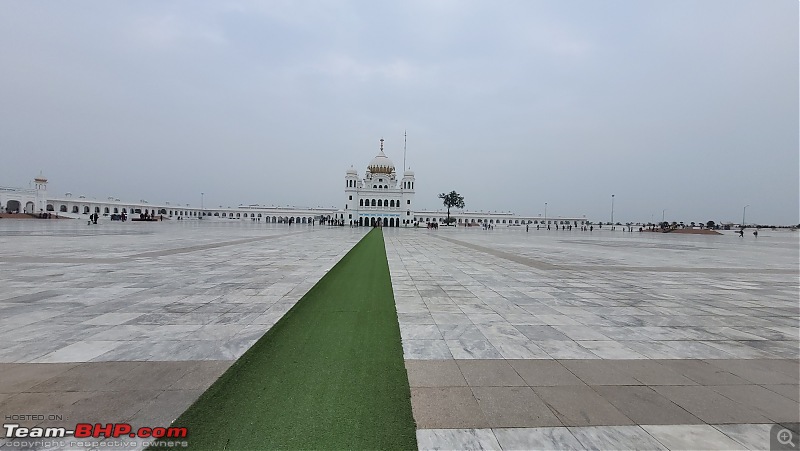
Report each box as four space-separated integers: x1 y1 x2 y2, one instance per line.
0 220 366 450
385 227 799 450
1 221 798 450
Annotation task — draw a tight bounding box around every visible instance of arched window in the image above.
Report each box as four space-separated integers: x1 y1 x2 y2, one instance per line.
371 199 376 207
83 206 90 214
389 200 394 207
373 185 376 188
104 207 109 214
60 205 67 212
359 199 363 207
377 199 382 207
122 208 127 214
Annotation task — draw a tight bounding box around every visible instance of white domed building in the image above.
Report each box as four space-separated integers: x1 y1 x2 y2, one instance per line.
343 138 415 227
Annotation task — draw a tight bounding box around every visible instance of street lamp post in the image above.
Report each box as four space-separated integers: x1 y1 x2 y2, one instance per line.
544 202 547 225
611 194 615 226
743 205 749 228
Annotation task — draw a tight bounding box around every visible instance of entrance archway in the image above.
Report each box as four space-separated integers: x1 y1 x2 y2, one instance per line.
25 202 35 213
6 200 21 213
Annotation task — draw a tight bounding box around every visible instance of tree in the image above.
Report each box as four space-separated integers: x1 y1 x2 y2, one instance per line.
706 220 716 229
438 191 465 226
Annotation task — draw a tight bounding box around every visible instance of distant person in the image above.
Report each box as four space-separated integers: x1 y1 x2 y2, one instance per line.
739 229 744 237
526 224 529 232
590 226 593 232
753 230 758 237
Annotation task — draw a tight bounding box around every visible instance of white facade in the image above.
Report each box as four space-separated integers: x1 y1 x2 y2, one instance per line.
344 138 415 227
0 176 49 214
412 210 588 227
3 140 589 226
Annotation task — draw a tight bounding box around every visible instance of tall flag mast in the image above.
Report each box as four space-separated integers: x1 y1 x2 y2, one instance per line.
403 130 407 172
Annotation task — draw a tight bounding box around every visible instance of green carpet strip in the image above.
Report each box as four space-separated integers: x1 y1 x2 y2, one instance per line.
167 229 417 450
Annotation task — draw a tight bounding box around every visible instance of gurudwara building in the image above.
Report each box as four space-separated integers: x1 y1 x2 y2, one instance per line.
344 138 415 227
1 139 588 227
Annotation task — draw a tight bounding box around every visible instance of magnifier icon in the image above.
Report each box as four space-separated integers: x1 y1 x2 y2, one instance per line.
778 428 795 447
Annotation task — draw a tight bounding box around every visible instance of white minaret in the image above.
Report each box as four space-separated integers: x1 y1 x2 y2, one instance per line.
344 165 359 224
34 174 48 214
401 169 415 225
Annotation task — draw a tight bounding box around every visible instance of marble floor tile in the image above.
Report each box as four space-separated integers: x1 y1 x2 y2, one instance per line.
410 387 487 429
457 360 527 387
651 385 771 424
642 424 745 450
533 385 634 427
508 360 585 387
712 423 774 450
405 360 468 387
569 425 668 450
32 340 123 363
403 339 453 359
472 386 562 427
416 428 501 451
401 324 444 340
493 427 584 450
446 339 504 359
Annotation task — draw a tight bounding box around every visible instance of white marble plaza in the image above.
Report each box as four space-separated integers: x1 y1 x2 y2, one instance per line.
0 220 798 450
386 227 798 361
0 220 367 364
386 226 799 450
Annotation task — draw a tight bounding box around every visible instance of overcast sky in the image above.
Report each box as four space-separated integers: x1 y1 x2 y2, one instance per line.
1 1 797 224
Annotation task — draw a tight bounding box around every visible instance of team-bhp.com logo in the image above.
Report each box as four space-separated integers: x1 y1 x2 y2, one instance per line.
4 423 187 439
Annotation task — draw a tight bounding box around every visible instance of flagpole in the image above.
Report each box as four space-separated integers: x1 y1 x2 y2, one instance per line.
403 130 407 172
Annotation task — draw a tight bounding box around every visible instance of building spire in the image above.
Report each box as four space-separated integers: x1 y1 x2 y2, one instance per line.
380 137 384 152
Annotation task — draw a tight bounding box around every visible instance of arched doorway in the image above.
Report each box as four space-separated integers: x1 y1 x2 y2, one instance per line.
25 202 35 213
6 200 21 213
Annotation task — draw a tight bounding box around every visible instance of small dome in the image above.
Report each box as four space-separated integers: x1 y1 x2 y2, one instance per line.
346 166 357 175
404 169 415 177
368 151 395 174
